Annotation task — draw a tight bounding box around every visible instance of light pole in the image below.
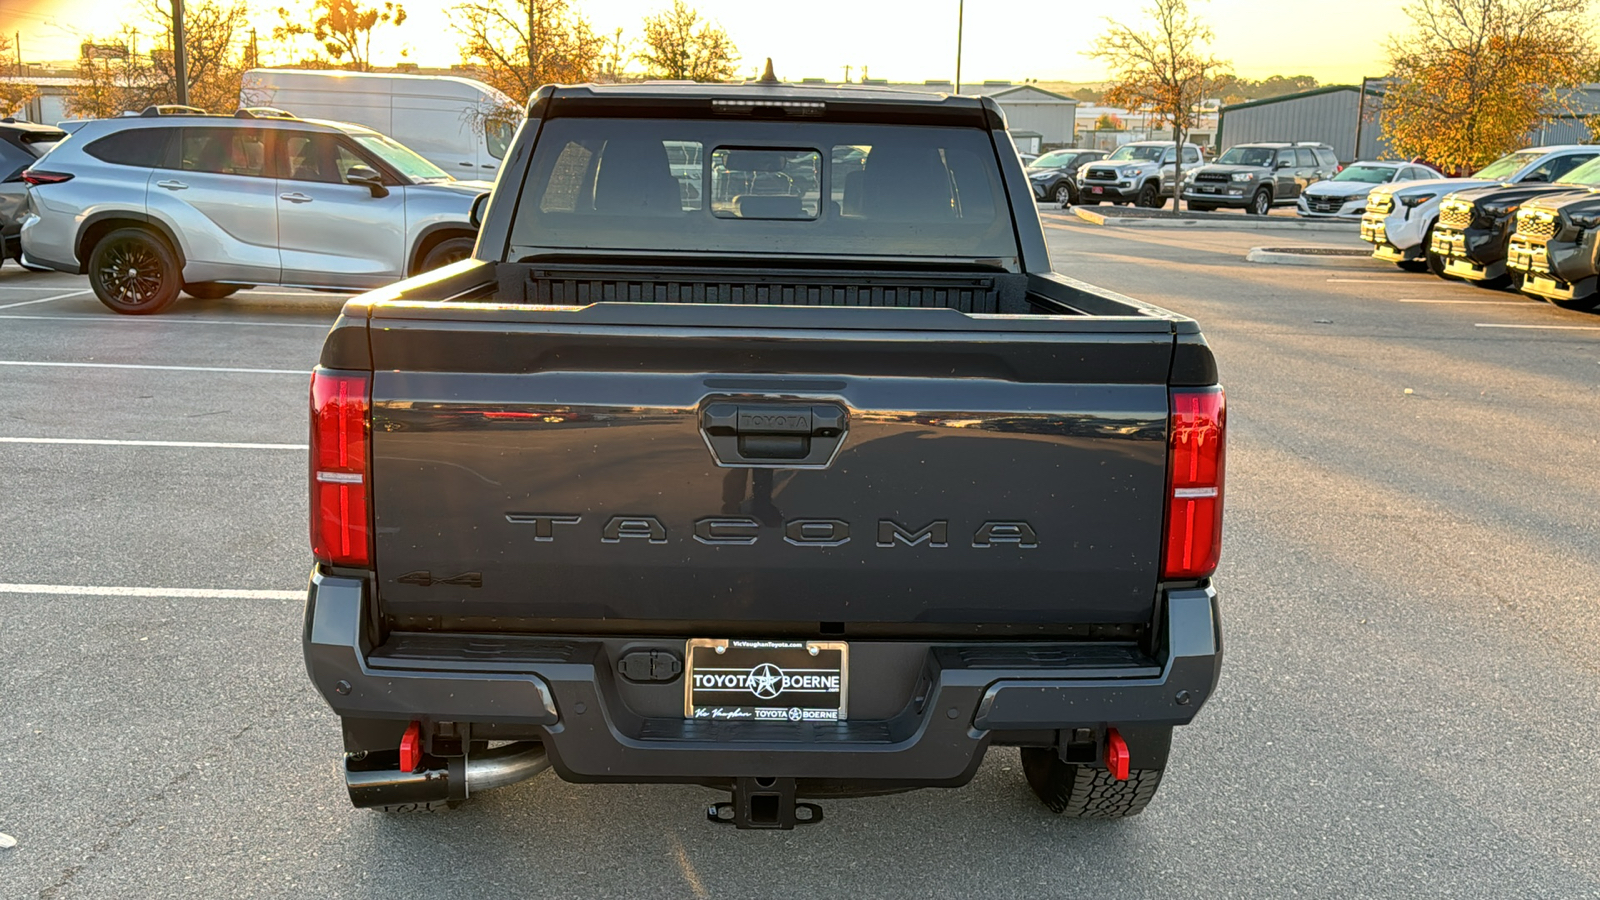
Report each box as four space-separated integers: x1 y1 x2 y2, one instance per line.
954 0 964 94
171 0 189 106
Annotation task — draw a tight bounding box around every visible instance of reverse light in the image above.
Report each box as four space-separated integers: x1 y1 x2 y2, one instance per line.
20 169 73 186
310 368 371 567
1163 388 1225 580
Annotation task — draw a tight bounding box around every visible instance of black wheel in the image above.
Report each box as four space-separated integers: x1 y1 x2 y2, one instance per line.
420 236 475 272
88 227 182 315
1247 189 1271 216
1052 182 1074 205
183 282 239 300
1021 747 1164 818
1136 182 1160 208
1396 259 1429 272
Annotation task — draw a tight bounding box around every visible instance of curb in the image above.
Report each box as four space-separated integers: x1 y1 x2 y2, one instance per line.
1067 207 1359 232
1246 247 1389 268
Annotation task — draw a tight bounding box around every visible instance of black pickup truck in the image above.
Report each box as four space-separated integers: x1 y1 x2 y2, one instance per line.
303 81 1225 829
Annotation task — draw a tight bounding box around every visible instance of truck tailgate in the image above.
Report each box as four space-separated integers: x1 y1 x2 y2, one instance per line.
365 303 1175 627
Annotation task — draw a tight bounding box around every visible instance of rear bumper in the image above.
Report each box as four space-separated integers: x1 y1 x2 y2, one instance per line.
303 570 1223 786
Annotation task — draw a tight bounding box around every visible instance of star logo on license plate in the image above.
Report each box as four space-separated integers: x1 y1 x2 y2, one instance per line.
748 663 784 699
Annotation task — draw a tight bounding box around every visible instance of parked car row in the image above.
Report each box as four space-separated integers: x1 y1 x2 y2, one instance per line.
1360 144 1600 309
11 107 491 315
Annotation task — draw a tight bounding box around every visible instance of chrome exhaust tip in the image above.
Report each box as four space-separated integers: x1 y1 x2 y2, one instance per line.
345 742 550 810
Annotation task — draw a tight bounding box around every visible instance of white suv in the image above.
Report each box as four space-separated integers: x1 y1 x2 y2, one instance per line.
20 110 493 314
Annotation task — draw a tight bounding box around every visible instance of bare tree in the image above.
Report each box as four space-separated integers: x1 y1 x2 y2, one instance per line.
1382 0 1596 172
1087 0 1229 208
66 1 252 116
454 0 605 109
275 0 408 71
637 0 738 82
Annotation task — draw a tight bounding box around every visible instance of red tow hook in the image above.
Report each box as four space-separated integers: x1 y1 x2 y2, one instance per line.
400 721 422 773
1105 728 1130 781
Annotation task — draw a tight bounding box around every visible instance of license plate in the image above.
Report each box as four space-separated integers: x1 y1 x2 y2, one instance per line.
1091 186 1103 194
685 639 848 721
1198 186 1217 193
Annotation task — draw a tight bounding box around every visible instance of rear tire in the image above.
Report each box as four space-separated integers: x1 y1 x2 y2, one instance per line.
1021 747 1164 818
87 227 182 315
420 236 476 272
183 282 239 300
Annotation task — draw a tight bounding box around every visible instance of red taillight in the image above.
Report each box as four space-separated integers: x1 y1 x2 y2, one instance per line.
1163 387 1225 580
21 170 73 186
310 369 371 567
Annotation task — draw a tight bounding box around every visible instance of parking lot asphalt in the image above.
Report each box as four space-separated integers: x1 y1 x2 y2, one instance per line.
2 217 1598 898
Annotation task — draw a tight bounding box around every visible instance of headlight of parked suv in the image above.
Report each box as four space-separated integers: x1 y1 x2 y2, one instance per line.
1568 211 1600 229
1480 203 1518 219
1231 172 1256 182
1399 193 1436 208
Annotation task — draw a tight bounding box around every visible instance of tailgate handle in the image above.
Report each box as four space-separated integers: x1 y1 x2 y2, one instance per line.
701 402 846 466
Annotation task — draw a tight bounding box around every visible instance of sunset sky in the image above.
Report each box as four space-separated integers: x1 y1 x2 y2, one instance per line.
4 0 1407 85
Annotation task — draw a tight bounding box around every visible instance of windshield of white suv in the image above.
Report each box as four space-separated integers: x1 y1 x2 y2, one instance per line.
1107 145 1167 162
1030 150 1078 168
350 132 452 182
1332 164 1397 183
1555 156 1600 186
1216 147 1275 167
1473 151 1542 181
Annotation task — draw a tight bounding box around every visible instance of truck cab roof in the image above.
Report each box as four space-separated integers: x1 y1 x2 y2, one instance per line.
527 82 1008 128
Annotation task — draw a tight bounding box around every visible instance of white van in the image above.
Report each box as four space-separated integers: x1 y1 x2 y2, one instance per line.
240 69 518 177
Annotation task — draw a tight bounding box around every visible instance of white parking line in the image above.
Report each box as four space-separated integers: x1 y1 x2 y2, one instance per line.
1474 323 1600 331
0 289 93 310
0 583 301 600
0 360 305 375
0 314 331 328
0 437 307 450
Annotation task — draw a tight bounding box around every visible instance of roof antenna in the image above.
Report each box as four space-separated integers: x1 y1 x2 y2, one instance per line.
759 58 778 84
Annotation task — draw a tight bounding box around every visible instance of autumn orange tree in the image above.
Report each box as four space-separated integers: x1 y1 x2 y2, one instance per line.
275 0 408 71
637 0 738 82
0 36 38 116
1087 0 1229 208
1382 0 1596 172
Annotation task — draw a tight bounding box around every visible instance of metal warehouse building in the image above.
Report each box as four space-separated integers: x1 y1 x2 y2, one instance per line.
1220 83 1600 164
1217 86 1386 163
